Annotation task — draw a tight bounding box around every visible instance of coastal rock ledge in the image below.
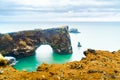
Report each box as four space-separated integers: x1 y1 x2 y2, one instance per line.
1 49 120 79
0 26 72 58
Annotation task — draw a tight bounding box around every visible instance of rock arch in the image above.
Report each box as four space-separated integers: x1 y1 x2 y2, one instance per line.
0 26 72 58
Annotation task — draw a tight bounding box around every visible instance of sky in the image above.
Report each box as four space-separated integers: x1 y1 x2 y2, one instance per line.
0 0 120 22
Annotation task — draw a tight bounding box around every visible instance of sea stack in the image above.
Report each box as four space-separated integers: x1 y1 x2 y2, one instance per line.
0 26 72 58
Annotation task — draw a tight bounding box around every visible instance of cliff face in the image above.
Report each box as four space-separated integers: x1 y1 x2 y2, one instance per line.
0 26 72 58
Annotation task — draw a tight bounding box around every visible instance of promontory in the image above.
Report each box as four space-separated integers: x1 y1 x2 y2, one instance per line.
0 26 72 58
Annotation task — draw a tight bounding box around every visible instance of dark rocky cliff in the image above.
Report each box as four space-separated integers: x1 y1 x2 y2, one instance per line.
0 26 72 58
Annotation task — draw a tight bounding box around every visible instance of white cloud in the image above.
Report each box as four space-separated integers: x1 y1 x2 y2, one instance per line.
0 0 120 22
0 11 120 22
6 0 65 7
5 0 114 7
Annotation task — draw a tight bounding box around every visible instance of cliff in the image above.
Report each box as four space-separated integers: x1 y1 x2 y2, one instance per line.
0 49 120 80
0 26 72 58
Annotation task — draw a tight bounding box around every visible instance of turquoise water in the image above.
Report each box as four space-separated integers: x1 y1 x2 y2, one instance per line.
14 45 73 72
0 22 120 72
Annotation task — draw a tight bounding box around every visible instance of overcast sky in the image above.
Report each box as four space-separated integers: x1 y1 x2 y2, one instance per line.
0 0 120 22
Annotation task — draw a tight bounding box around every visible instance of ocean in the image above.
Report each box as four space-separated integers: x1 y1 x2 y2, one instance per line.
0 22 120 72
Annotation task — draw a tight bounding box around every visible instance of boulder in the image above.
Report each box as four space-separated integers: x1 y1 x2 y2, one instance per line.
4 56 17 66
0 54 8 66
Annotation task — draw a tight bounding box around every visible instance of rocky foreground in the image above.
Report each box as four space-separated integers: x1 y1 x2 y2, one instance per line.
0 49 120 80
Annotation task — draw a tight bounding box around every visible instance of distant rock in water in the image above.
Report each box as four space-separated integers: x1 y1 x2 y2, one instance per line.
69 28 80 33
77 42 81 47
0 26 72 58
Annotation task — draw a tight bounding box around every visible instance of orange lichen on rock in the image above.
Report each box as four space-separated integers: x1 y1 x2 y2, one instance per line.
1 49 120 80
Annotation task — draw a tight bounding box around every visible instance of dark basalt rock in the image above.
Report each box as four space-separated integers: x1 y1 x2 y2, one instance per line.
83 49 96 56
0 26 72 58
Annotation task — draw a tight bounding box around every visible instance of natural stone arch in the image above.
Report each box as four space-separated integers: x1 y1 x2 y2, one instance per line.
0 26 72 58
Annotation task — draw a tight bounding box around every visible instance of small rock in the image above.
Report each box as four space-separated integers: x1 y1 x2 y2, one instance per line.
114 70 118 73
88 70 103 74
111 75 116 79
88 49 95 53
88 70 97 73
41 75 45 78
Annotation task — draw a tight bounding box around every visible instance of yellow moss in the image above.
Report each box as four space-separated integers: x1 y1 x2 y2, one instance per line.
19 40 27 47
1 49 120 79
24 31 35 36
4 34 13 41
0 54 4 60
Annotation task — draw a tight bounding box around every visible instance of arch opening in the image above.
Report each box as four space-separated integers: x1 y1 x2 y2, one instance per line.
35 45 53 63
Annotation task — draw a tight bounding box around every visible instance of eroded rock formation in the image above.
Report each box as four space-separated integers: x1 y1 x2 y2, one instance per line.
0 26 72 58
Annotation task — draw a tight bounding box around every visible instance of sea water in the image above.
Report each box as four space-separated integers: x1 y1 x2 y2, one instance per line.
0 22 120 72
